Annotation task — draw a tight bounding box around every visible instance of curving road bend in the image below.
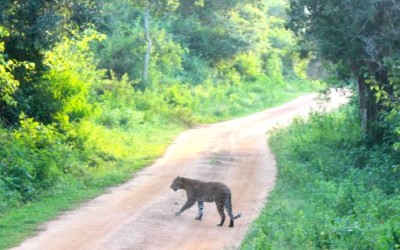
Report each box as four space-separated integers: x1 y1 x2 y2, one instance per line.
11 90 349 250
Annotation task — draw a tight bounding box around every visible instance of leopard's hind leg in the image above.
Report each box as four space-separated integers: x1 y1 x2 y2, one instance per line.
215 199 226 226
224 194 242 227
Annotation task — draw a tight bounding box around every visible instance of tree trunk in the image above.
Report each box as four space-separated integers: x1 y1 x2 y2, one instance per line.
357 74 369 134
143 7 152 86
357 73 381 140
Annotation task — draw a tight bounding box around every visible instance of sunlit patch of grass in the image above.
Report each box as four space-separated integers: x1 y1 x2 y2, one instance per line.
0 118 182 249
0 184 101 249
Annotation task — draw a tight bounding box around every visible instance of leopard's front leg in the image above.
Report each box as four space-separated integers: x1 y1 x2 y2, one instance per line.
175 195 196 216
195 199 204 220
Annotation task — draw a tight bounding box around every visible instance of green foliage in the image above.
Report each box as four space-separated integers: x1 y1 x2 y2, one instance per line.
0 28 20 108
189 76 319 121
33 30 105 127
173 2 261 66
0 31 105 214
1 1 398 249
96 0 185 87
0 1 100 125
242 103 400 249
95 2 144 80
234 52 263 80
185 24 251 63
0 0 100 64
264 52 284 83
0 27 34 111
95 0 303 89
180 53 215 85
288 0 400 68
287 0 400 139
0 0 323 248
0 115 75 210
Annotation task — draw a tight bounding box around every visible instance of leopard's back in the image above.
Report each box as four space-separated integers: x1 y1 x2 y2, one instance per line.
192 180 229 200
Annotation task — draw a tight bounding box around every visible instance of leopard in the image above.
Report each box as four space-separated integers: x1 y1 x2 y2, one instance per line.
170 176 242 227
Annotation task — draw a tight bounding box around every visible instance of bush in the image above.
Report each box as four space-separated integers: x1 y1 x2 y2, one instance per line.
242 103 400 249
0 116 77 211
33 30 105 126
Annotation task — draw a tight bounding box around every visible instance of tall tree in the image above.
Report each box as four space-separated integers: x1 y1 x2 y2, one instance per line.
0 0 100 69
287 0 400 140
173 0 255 64
127 0 179 88
143 7 152 83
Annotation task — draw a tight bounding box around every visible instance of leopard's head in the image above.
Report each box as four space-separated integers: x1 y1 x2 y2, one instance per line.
170 176 184 191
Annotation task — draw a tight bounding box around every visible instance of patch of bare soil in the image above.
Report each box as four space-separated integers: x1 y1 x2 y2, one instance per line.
11 90 349 250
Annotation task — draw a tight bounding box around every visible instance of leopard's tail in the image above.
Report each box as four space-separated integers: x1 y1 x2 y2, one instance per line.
234 213 242 220
225 193 242 221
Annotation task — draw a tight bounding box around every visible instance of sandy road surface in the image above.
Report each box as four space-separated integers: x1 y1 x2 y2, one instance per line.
12 90 349 250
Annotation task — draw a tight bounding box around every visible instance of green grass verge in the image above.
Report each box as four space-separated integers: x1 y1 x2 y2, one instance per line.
241 104 400 249
0 185 102 248
192 77 323 123
0 123 182 249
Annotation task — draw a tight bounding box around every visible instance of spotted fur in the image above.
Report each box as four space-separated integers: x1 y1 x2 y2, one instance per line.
170 176 242 227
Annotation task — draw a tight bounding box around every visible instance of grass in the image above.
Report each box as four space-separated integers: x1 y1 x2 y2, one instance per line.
0 185 102 248
241 103 400 249
0 123 182 249
192 77 322 123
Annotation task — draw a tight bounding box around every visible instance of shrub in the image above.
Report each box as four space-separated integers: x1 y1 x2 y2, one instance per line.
32 30 105 126
242 103 400 249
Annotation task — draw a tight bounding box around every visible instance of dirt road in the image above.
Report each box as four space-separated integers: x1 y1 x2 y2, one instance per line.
12 90 349 250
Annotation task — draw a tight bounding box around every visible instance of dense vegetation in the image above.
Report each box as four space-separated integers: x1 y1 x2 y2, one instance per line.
242 0 400 248
287 0 400 142
0 0 319 248
1 0 399 249
242 101 400 249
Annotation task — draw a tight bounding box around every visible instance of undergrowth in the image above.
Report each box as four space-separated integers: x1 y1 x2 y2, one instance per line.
242 103 400 249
